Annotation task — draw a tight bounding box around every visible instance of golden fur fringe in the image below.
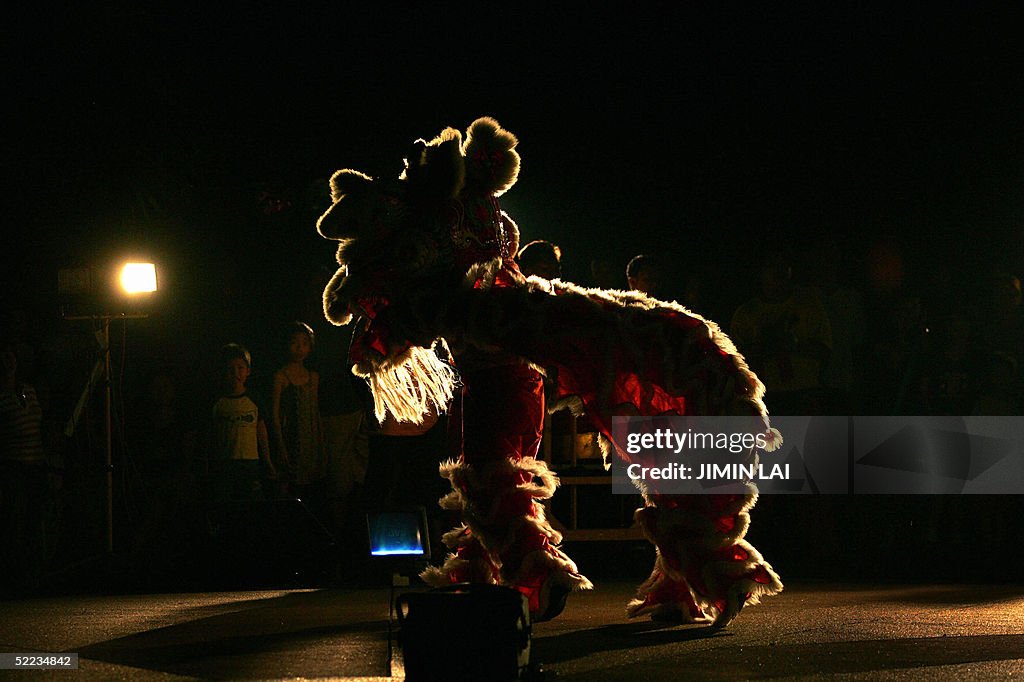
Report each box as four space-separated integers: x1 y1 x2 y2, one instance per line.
426 457 592 595
436 456 561 546
420 525 500 588
354 345 459 424
629 502 783 622
462 117 520 196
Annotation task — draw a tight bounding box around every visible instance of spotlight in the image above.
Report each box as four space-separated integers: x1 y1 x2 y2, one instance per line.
59 259 160 318
118 262 158 294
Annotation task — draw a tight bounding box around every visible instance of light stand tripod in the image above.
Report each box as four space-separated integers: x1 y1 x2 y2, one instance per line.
63 312 147 554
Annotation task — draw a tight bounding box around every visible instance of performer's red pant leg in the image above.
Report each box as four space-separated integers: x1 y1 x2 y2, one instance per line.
459 363 546 466
421 362 591 616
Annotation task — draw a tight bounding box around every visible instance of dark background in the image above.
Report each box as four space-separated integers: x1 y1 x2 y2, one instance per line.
6 4 1024 306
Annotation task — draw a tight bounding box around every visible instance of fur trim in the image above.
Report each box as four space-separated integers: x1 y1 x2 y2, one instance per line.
511 545 594 597
420 525 501 587
463 257 508 292
625 559 664 619
524 275 556 294
420 557 470 588
354 345 458 424
317 170 382 240
626 543 782 623
436 456 562 550
598 433 614 471
632 501 783 622
427 456 592 600
625 555 706 622
322 267 353 326
502 211 520 256
329 168 374 203
697 538 784 613
549 394 585 417
402 127 466 201
515 544 593 588
462 117 520 196
514 456 560 498
636 489 759 553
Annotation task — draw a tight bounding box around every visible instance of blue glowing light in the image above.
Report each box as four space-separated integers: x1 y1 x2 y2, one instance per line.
371 547 426 556
368 511 427 557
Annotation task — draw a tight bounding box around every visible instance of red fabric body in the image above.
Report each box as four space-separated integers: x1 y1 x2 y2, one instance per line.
454 362 545 466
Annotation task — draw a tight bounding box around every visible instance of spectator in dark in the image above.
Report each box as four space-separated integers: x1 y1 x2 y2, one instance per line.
589 258 619 290
971 351 1020 415
270 323 326 503
316 320 370 545
297 265 371 545
918 312 973 415
809 233 865 414
861 237 926 413
128 367 204 585
681 271 705 312
730 251 832 415
0 306 37 384
626 254 664 298
973 271 1022 368
0 342 50 592
206 343 274 532
518 240 562 280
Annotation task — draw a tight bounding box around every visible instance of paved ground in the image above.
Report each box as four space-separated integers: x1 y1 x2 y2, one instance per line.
2 581 1024 680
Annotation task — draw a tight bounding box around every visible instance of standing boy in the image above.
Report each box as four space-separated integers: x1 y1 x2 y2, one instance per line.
207 343 274 523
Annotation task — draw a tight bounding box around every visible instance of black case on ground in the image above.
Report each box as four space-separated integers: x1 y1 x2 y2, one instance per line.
396 583 532 681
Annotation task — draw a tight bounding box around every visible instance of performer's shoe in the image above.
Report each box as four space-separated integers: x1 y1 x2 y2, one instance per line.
520 565 589 623
533 581 571 623
507 542 592 623
710 590 751 630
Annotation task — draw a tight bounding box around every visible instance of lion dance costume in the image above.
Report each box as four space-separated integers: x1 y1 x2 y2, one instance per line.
316 117 783 627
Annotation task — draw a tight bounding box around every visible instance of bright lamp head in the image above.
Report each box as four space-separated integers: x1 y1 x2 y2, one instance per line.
58 259 160 318
119 262 158 294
